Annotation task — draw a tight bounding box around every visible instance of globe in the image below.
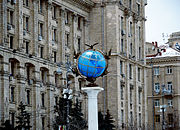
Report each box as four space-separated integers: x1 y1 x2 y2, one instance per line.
77 50 107 78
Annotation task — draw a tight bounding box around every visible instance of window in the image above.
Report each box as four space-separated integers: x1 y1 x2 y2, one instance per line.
55 74 58 87
26 41 29 54
167 82 172 92
139 47 141 59
41 70 47 84
10 62 15 76
10 10 14 25
130 87 133 103
168 114 173 125
10 0 16 5
138 26 141 41
42 116 45 130
121 17 123 30
66 34 69 47
154 67 159 75
154 83 160 93
78 38 81 52
25 17 29 31
52 28 57 41
23 0 29 7
121 39 124 52
130 111 133 124
39 0 43 13
41 93 45 107
139 113 141 127
129 0 132 10
167 66 172 74
10 36 14 49
138 68 140 81
120 61 123 74
39 22 43 37
40 47 43 58
79 80 82 90
129 64 132 79
10 112 15 127
26 65 30 82
26 90 30 105
77 17 81 30
65 11 69 24
155 115 160 122
52 5 56 19
138 91 141 104
130 43 132 55
168 99 172 107
53 51 56 63
120 85 124 100
137 3 140 15
154 99 160 107
129 22 132 36
121 110 124 123
10 87 15 102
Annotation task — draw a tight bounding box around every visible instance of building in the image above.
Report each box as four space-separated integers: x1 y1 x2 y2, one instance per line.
146 41 158 56
167 31 180 52
146 43 180 130
0 0 93 129
0 0 149 129
90 0 147 129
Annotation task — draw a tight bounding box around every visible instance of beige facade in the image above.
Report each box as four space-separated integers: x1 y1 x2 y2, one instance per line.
167 31 180 52
90 0 147 129
0 0 93 129
0 0 148 129
146 43 180 129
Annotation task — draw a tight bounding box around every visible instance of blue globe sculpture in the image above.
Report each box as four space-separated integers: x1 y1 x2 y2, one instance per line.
77 50 107 78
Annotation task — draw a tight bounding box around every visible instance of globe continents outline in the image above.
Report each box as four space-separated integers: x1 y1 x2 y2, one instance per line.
77 49 107 78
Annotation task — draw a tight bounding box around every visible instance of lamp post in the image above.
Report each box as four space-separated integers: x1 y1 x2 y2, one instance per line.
63 88 73 130
57 54 74 130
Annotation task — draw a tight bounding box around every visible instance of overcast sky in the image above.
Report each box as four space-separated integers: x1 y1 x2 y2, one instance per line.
145 0 180 45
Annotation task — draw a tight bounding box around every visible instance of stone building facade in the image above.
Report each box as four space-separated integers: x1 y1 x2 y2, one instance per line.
146 43 180 130
167 31 180 52
90 0 147 129
0 0 149 129
0 0 93 129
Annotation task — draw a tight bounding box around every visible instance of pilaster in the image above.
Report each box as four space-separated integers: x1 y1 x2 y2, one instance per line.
32 0 39 56
17 0 23 51
60 7 66 62
72 13 77 52
0 59 10 123
33 67 41 130
83 18 89 50
17 62 26 103
45 2 52 60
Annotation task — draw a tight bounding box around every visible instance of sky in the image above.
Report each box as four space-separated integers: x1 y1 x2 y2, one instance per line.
145 0 180 45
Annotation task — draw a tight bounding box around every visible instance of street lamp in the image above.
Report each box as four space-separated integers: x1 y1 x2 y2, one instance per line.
63 88 73 130
56 54 75 130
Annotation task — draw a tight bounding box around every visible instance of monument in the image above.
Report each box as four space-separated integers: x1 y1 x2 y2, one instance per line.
74 43 110 130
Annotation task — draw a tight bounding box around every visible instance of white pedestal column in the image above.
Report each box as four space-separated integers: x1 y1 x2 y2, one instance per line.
82 87 104 130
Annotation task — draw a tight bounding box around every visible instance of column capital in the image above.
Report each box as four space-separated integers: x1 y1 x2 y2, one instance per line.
82 87 104 98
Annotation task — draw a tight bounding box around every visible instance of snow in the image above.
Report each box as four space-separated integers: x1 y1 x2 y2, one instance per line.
156 47 180 57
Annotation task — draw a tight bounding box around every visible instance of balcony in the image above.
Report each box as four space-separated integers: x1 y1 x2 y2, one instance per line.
163 90 174 97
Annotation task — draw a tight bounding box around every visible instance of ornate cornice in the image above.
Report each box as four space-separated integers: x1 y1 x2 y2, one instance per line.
146 56 180 64
63 0 94 10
